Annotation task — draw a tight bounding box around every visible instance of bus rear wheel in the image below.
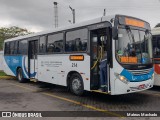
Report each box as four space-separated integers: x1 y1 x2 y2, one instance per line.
70 73 84 96
17 68 27 83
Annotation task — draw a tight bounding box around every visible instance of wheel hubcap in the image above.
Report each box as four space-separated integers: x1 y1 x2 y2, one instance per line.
72 78 81 91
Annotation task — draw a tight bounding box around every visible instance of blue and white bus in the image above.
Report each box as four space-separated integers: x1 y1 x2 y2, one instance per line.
3 14 154 95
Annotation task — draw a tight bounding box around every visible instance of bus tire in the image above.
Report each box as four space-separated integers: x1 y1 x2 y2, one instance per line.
70 73 84 96
17 68 27 83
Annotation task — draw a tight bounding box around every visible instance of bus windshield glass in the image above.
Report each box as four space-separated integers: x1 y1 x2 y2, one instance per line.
116 28 152 64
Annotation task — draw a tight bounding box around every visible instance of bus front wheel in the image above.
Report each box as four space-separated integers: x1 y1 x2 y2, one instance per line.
17 68 27 83
70 73 84 96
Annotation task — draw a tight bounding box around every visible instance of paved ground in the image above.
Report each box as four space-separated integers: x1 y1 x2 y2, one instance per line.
0 78 160 120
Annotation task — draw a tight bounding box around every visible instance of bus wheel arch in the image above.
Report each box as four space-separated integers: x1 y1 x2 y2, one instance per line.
67 71 84 96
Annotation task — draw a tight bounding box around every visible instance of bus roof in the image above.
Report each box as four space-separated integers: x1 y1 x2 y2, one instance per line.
152 27 160 35
4 14 149 42
4 15 115 42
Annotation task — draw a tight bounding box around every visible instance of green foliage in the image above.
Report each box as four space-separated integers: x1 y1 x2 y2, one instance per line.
0 26 33 50
0 71 7 76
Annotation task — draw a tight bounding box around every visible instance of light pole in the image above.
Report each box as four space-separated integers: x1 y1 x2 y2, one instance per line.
69 5 75 24
53 2 58 28
103 9 106 16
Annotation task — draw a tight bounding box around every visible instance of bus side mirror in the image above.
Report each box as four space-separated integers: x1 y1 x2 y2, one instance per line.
112 27 118 40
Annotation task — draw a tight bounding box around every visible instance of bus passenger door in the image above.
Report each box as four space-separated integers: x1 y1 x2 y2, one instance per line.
90 28 111 93
28 40 38 79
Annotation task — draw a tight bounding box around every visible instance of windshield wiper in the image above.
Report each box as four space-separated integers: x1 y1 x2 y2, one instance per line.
125 26 135 43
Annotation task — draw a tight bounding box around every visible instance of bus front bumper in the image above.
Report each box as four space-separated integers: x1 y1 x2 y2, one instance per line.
112 78 154 95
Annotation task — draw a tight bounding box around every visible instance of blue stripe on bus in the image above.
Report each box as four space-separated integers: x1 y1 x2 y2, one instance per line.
4 56 36 78
120 68 154 82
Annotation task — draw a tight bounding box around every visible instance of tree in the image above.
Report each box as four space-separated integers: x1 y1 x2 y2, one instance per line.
155 23 160 28
0 26 33 50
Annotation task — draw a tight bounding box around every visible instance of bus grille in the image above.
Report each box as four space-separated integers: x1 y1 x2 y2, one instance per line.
127 68 152 76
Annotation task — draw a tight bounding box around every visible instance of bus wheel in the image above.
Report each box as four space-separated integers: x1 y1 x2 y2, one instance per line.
17 68 27 83
70 73 84 96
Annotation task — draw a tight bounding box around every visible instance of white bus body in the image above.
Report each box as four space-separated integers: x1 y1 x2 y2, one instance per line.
3 15 154 95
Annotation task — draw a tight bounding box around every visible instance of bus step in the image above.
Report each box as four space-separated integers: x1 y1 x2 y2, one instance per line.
30 78 38 82
91 90 110 94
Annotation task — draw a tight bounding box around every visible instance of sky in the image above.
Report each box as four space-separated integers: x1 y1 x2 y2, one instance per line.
0 0 160 32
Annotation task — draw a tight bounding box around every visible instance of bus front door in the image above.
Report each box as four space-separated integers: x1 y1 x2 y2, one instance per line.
28 40 38 79
90 28 110 92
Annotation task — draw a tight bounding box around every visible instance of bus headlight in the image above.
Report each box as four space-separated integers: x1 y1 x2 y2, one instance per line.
114 73 129 84
119 75 126 81
118 75 129 84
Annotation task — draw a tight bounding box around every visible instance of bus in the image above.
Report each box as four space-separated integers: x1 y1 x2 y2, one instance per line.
152 27 160 86
3 14 154 95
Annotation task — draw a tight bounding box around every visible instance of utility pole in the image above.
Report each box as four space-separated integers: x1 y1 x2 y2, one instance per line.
53 2 58 28
69 6 75 24
103 9 106 16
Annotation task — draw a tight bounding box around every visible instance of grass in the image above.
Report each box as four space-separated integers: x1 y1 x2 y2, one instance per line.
0 71 7 76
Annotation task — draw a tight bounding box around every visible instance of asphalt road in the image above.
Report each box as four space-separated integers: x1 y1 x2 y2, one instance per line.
0 78 160 120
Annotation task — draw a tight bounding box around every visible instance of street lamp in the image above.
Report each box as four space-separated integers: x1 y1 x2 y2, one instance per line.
69 5 75 24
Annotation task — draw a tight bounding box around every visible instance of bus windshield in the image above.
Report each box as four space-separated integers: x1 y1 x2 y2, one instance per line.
116 28 152 64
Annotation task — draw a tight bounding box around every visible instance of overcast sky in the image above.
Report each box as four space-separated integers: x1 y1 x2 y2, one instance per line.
0 0 160 32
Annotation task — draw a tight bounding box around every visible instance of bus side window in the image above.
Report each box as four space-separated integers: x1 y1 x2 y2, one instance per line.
18 40 28 55
152 36 160 57
14 41 18 54
47 33 63 53
157 37 160 56
75 38 82 51
66 28 88 52
39 36 46 54
66 41 74 52
152 37 157 57
47 43 54 53
4 42 10 55
9 41 18 55
10 41 15 55
53 40 63 52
